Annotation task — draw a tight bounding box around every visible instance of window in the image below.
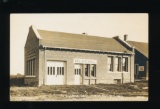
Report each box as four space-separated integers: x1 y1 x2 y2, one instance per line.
114 79 121 84
30 60 32 75
139 66 144 71
55 67 64 75
60 67 61 75
48 67 49 75
62 67 64 75
33 59 35 75
85 64 90 77
53 67 55 75
74 65 82 75
91 64 96 77
84 64 96 77
77 69 78 75
75 69 76 75
75 69 80 75
27 61 29 75
115 57 121 72
57 67 60 75
26 58 36 76
122 57 128 72
50 67 52 75
107 57 113 71
79 69 81 75
47 67 53 75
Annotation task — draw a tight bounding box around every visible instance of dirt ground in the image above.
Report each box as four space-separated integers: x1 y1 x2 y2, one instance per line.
10 95 148 101
10 80 148 101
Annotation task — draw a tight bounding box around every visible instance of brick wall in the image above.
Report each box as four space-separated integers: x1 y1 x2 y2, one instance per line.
38 49 134 85
24 27 39 86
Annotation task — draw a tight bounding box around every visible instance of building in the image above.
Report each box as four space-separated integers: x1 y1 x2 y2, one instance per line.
24 25 135 86
114 35 148 80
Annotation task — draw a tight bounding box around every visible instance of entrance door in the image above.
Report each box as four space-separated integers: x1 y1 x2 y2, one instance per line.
135 64 139 79
74 64 82 85
46 61 65 85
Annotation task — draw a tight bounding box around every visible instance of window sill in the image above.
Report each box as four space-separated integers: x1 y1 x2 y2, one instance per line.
84 77 96 79
107 72 129 73
122 71 129 73
90 77 97 79
84 77 90 79
25 75 36 77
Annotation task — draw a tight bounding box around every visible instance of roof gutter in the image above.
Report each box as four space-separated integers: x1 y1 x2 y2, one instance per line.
39 45 134 55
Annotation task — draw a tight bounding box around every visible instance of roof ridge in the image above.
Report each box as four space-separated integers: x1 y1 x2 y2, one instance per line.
37 29 112 39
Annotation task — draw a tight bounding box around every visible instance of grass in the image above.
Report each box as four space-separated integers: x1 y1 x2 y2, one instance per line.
10 75 148 100
10 81 148 97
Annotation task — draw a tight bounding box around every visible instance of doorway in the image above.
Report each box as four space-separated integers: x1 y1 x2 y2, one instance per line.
135 64 139 79
46 61 65 85
74 64 82 85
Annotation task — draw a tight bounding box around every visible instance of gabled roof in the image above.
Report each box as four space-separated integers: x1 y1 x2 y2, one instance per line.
37 29 133 54
126 41 148 58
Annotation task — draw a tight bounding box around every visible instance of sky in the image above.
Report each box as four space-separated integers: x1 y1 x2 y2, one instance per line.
10 13 148 75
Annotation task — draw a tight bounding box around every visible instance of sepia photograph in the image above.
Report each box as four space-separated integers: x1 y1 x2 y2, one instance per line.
10 13 148 101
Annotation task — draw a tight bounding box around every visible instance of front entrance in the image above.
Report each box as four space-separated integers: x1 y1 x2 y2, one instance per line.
74 64 82 85
135 64 139 79
46 61 65 85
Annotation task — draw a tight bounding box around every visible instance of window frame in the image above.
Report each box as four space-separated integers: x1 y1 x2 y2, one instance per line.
85 64 90 77
26 58 36 77
115 57 121 72
107 56 113 72
122 57 128 72
91 64 96 77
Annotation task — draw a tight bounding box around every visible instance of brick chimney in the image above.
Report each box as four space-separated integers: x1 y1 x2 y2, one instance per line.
124 34 128 41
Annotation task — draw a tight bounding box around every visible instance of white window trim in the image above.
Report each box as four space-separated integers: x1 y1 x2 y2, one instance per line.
107 56 114 72
115 57 121 72
122 57 129 72
107 55 129 73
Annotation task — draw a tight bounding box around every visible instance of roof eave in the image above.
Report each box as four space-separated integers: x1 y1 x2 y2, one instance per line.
40 45 134 55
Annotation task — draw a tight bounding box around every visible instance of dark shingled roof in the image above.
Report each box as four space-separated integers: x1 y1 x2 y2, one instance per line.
127 41 148 58
37 29 132 53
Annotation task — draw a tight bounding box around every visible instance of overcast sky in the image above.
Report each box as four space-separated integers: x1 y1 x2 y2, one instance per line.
10 13 148 75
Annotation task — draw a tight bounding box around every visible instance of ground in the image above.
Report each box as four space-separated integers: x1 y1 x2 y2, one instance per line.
10 75 148 101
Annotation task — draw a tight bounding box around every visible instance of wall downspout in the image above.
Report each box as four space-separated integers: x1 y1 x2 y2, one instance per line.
44 47 46 85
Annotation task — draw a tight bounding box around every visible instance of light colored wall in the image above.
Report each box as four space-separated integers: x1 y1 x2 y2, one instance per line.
38 49 134 85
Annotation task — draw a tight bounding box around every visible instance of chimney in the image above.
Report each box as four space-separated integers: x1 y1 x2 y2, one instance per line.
124 34 128 41
113 36 120 39
82 32 87 35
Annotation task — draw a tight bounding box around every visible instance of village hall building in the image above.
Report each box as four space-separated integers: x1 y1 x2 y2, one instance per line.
24 25 135 86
